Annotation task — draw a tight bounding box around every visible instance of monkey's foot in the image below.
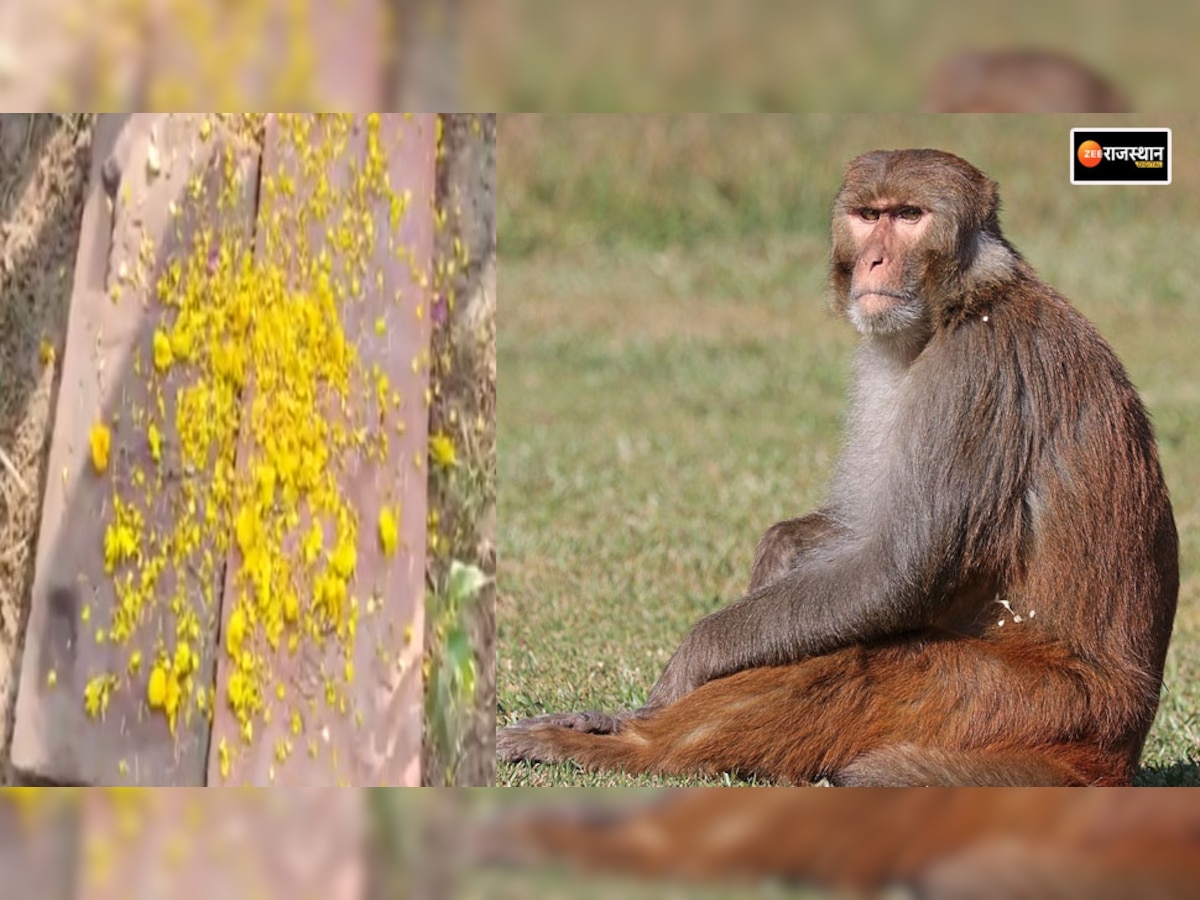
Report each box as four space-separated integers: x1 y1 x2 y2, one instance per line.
498 710 626 763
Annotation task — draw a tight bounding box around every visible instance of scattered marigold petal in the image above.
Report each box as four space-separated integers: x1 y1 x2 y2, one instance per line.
152 328 174 371
147 423 162 463
378 506 399 556
331 540 356 579
147 664 167 709
83 115 440 757
429 432 456 468
90 423 111 473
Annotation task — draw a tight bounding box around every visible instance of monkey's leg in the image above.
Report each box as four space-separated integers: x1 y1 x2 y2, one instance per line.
501 658 898 778
748 512 835 592
501 511 837 739
499 639 1122 785
830 744 1089 787
501 652 861 776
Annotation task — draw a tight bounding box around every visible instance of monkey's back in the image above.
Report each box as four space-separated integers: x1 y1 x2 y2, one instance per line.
936 275 1179 751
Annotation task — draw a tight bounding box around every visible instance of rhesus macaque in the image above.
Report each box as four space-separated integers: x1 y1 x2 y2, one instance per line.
472 790 1200 899
498 149 1179 786
922 50 1130 112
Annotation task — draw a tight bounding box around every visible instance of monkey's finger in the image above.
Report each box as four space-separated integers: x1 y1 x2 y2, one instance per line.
497 711 626 763
509 710 625 733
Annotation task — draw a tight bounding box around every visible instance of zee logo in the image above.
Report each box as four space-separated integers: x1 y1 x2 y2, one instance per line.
1071 128 1171 185
1076 140 1103 168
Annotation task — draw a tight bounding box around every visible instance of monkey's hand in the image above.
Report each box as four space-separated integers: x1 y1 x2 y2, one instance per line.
497 710 630 763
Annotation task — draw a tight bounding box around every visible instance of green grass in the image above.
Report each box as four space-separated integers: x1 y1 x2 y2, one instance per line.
498 115 1200 787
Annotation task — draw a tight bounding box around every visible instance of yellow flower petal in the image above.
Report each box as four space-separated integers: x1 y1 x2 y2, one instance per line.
378 506 399 556
152 328 174 371
90 423 111 473
429 432 456 468
147 664 167 709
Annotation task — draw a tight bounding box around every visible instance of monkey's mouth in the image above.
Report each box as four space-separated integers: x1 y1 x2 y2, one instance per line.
853 290 909 317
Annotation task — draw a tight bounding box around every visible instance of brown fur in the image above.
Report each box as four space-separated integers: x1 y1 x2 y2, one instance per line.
498 149 1178 786
474 791 1200 898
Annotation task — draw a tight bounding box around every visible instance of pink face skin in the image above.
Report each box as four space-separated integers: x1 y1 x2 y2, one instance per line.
843 199 933 335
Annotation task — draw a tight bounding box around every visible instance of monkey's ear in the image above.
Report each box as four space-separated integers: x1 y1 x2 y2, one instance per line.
978 176 1003 231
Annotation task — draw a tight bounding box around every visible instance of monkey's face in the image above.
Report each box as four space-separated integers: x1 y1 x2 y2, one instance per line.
830 149 1005 340
838 200 933 337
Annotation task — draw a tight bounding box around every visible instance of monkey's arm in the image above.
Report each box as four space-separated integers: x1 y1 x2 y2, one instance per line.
747 512 840 592
645 502 954 710
643 331 1017 709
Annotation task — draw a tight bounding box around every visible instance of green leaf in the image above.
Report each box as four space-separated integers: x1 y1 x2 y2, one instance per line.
446 560 489 606
445 626 476 700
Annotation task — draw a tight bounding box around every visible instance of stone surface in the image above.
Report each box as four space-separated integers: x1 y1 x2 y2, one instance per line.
11 114 260 785
207 114 433 786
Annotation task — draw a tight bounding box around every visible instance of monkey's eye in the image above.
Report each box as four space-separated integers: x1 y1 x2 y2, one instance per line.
896 206 924 222
858 208 881 221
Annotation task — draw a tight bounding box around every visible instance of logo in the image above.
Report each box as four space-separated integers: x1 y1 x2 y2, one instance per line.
1076 140 1103 168
1071 128 1171 185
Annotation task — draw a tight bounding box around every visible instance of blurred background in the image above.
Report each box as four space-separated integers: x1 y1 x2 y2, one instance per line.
468 0 1163 111
4 788 1198 899
498 115 1200 787
1 0 1199 110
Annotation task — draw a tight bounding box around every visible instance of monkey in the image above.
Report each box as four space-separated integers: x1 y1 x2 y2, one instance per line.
922 50 1130 113
497 148 1179 787
470 789 1200 899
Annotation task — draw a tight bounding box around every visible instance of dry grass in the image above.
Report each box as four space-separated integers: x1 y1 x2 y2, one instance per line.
0 114 93 783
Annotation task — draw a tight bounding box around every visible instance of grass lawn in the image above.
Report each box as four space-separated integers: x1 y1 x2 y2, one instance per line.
497 115 1200 787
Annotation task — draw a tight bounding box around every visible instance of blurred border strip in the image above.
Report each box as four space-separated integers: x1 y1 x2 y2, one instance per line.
4 0 1196 111
0 0 458 111
468 787 1200 898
